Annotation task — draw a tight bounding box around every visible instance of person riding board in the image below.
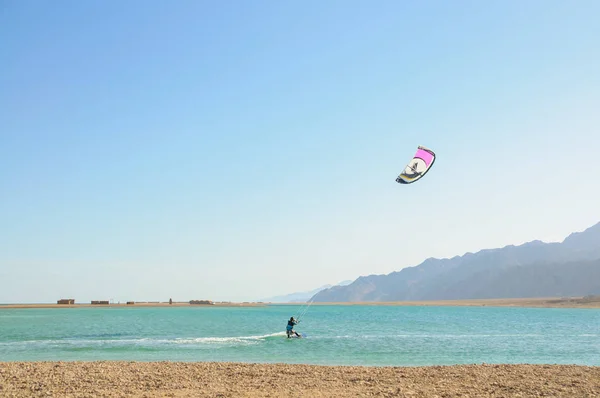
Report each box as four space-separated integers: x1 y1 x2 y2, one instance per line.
286 316 300 338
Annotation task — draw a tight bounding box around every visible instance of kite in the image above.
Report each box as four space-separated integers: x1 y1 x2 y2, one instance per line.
395 146 436 184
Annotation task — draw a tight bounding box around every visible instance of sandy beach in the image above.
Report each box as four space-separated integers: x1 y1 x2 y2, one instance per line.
0 302 267 309
2 296 600 309
305 296 600 309
1 361 598 397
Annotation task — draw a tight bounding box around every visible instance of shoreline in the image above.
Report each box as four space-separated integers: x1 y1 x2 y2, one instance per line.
0 301 267 309
1 361 599 397
2 296 600 309
301 296 600 308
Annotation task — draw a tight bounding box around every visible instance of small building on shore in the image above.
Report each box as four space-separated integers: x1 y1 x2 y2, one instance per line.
91 300 109 305
189 300 214 305
57 299 75 305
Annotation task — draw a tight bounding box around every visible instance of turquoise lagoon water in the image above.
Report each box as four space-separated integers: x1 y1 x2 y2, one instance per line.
1 304 598 366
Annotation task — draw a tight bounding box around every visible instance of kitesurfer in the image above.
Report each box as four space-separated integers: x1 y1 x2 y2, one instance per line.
286 317 300 338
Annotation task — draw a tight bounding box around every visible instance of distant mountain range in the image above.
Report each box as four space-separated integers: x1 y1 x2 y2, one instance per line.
311 221 600 302
262 280 353 303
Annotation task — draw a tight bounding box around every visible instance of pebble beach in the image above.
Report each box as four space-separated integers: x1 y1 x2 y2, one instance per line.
1 361 599 397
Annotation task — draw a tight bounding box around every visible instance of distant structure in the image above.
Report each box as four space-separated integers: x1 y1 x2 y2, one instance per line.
127 301 135 305
169 298 173 305
189 300 214 305
91 300 109 305
57 299 74 305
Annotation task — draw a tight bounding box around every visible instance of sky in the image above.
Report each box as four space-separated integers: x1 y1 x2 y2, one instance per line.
1 0 599 303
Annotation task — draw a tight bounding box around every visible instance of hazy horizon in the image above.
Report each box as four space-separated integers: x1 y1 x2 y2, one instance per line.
2 1 599 304
1 220 597 304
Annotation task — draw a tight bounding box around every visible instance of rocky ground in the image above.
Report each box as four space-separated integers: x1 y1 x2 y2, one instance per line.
1 362 599 397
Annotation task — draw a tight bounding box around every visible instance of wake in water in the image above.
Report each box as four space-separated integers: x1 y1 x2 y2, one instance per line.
4 331 596 351
172 331 288 345
0 331 291 352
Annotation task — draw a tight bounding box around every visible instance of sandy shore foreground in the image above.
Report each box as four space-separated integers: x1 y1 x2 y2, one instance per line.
1 362 599 397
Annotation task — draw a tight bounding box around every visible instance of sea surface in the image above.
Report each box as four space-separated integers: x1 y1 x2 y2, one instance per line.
1 304 599 366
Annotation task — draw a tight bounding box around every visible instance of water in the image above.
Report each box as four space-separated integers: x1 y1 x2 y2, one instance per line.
1 304 599 366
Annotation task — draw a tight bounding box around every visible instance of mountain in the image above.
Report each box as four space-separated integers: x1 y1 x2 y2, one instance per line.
311 221 600 302
262 279 354 303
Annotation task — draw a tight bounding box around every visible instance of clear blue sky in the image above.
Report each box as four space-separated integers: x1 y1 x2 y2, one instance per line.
1 1 599 303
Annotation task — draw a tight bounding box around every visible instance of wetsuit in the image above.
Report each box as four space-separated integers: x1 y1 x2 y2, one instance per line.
286 319 298 337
